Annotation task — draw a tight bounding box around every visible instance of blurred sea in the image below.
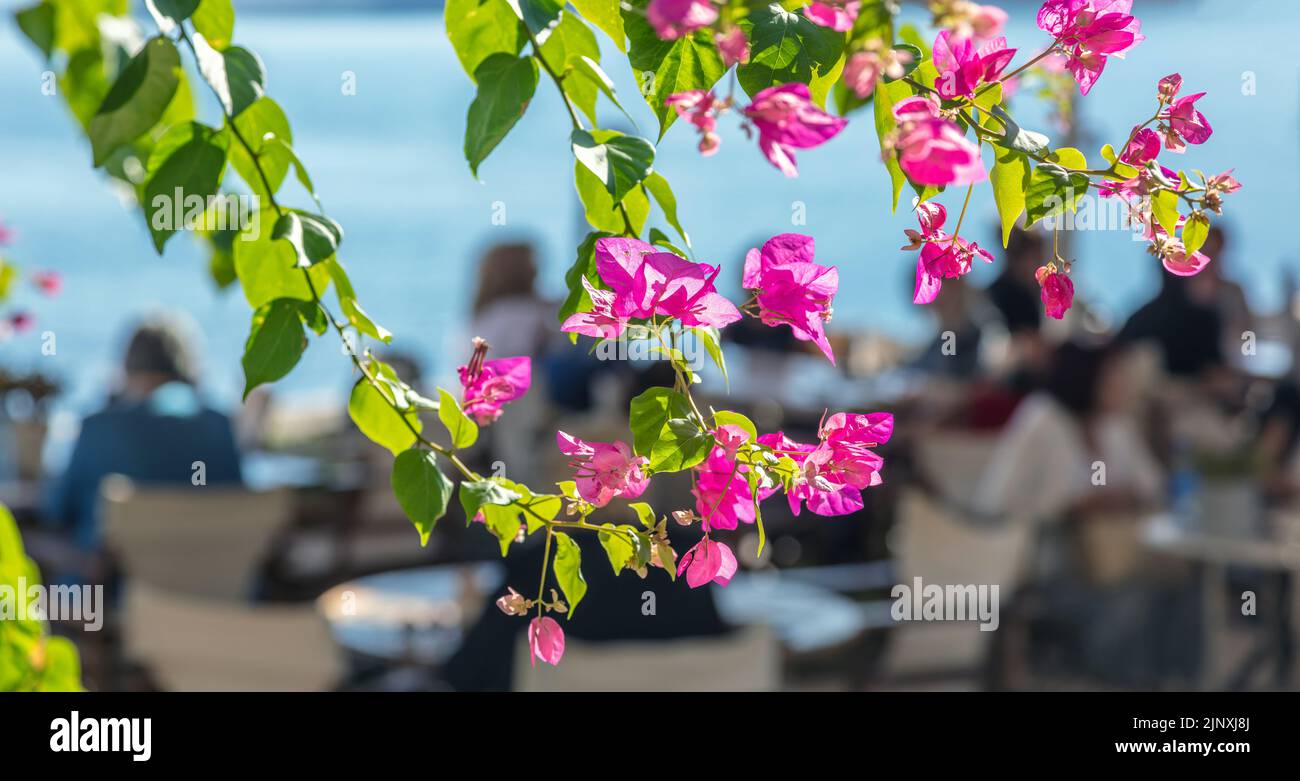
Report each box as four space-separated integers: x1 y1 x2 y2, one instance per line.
0 1 1296 435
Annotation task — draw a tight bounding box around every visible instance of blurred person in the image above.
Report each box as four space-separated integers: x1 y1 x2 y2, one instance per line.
466 241 556 486
1199 225 1253 361
909 276 1003 380
975 342 1199 686
983 227 1053 393
469 241 556 359
45 314 242 551
1116 269 1226 380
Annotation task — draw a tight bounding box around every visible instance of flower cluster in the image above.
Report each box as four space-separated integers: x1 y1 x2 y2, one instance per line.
889 97 986 187
901 201 994 305
457 337 531 424
1036 0 1144 95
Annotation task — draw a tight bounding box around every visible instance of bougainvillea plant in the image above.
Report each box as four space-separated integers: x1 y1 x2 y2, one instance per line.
11 0 1236 669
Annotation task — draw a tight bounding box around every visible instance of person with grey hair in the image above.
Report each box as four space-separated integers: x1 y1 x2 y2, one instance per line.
45 315 242 552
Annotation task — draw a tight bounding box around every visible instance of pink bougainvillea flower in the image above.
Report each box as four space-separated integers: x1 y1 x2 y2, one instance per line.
715 27 750 67
891 97 986 186
677 537 738 588
1148 221 1212 277
1118 127 1160 166
587 237 740 329
457 339 531 424
1037 0 1144 95
713 424 750 460
1205 170 1242 194
8 312 33 334
757 413 890 517
743 83 847 178
803 0 860 32
646 0 717 40
0 222 13 245
843 51 882 99
1035 265 1075 319
642 251 742 328
495 587 529 616
665 90 724 156
931 29 1016 100
1161 91 1212 153
742 233 839 363
665 90 717 133
556 431 649 507
30 270 62 296
1157 72 1182 100
902 201 993 304
528 616 565 666
691 445 755 531
969 3 1009 41
561 276 634 339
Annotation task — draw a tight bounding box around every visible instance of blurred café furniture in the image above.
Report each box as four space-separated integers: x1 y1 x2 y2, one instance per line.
515 626 778 692
103 476 291 600
103 476 344 691
1144 511 1300 690
864 488 1031 688
122 581 343 691
318 563 873 691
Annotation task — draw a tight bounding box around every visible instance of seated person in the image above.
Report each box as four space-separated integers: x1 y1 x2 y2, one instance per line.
45 315 242 551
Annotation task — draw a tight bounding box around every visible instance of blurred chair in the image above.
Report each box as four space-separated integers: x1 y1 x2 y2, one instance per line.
121 581 343 691
513 626 779 692
913 432 1001 506
102 476 291 600
873 488 1032 683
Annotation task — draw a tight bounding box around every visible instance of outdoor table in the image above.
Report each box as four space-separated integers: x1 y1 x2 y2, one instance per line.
316 563 872 667
1142 513 1300 689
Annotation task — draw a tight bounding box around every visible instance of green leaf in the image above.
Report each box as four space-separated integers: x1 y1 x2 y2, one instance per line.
628 501 656 529
227 97 293 199
146 0 200 26
738 4 846 108
192 0 235 50
597 524 636 574
14 2 55 60
241 299 308 399
1152 189 1180 236
551 531 588 617
192 39 265 118
349 360 422 455
272 210 343 268
233 212 332 308
327 259 392 342
712 410 757 442
692 325 727 388
1183 212 1210 255
571 0 625 51
142 121 230 253
89 37 182 166
391 449 454 546
464 53 539 177
990 147 1030 246
989 104 1050 157
436 387 479 449
571 129 655 204
624 1 725 138
572 56 633 123
643 172 689 248
629 387 713 473
574 165 649 234
506 0 563 41
873 78 909 212
1025 151 1089 227
458 478 523 524
540 12 602 126
446 0 526 81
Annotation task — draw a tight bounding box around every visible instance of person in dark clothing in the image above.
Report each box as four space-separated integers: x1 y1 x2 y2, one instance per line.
1116 272 1225 378
443 526 733 691
986 227 1047 336
45 316 243 551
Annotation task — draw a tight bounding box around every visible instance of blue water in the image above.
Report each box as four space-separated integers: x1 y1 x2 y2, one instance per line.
0 1 1295 424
